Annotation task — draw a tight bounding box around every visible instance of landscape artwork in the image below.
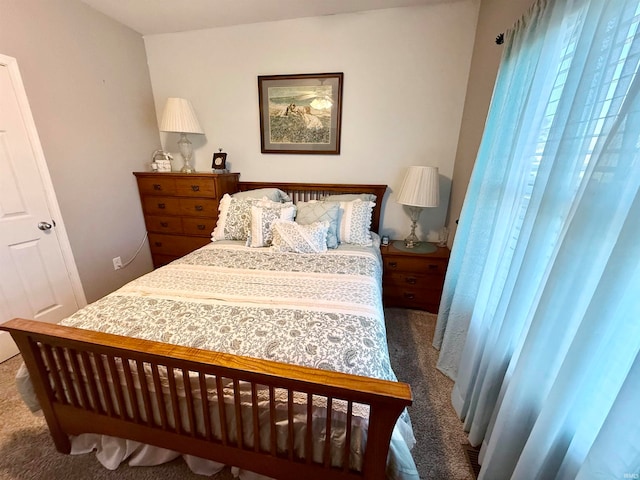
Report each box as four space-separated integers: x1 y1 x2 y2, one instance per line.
258 73 343 154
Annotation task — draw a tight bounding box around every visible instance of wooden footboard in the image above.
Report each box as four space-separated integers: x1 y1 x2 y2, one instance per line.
2 318 411 480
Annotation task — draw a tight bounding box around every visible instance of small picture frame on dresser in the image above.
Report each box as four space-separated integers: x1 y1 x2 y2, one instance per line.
212 151 227 173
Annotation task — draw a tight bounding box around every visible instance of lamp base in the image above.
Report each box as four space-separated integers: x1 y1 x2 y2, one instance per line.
393 240 437 254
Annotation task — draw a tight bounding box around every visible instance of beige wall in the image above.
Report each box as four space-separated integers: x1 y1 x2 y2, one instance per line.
144 2 480 241
446 0 534 245
0 0 158 302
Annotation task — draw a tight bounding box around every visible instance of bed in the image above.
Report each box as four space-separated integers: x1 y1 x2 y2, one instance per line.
1 182 417 480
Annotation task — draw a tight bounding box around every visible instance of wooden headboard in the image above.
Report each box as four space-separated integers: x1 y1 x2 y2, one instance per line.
238 181 387 233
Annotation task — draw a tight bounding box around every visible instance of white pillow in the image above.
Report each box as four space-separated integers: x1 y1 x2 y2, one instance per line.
271 220 329 254
333 199 375 246
246 201 296 247
212 194 264 241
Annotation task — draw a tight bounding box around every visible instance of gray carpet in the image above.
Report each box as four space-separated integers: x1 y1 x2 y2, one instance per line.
0 309 472 479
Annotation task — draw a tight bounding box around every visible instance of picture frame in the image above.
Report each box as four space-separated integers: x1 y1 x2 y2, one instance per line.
212 151 227 171
258 72 343 154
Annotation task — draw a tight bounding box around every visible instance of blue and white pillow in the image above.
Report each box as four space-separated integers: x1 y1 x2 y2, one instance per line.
271 220 330 254
246 201 296 248
295 201 340 249
212 194 263 241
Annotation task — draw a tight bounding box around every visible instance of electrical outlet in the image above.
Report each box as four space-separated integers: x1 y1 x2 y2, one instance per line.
112 256 123 270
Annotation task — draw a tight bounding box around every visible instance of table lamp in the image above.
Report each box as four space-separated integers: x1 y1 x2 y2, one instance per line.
159 98 204 173
396 166 439 251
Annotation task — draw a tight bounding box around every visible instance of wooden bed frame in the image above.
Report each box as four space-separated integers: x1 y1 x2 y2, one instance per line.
1 182 412 480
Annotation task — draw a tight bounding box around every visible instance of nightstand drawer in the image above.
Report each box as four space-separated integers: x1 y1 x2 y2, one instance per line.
179 198 218 217
137 177 176 195
383 272 444 290
383 256 447 275
183 217 216 236
145 215 183 234
148 233 210 257
175 178 217 197
383 286 443 312
143 196 181 215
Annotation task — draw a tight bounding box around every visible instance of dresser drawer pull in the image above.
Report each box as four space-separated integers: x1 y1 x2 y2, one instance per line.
154 241 162 247
197 224 206 230
160 222 169 227
157 203 166 209
406 277 417 285
428 264 439 270
191 185 200 192
403 293 416 300
388 261 398 268
153 184 162 190
194 205 204 211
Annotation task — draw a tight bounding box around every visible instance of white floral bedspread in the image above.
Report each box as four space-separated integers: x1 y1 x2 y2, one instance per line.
62 242 394 381
47 241 418 479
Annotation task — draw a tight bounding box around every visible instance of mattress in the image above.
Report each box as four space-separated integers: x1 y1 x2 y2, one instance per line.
18 239 419 480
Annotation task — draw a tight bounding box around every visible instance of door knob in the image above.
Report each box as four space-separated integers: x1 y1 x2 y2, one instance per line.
38 222 53 231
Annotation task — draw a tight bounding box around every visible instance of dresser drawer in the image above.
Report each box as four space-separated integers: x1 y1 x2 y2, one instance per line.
175 178 217 197
383 255 447 275
145 215 183 234
179 198 218 217
148 233 211 257
183 217 216 236
137 176 176 195
142 196 181 215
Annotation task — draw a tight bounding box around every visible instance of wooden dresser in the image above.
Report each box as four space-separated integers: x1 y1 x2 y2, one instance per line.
134 172 239 268
380 241 450 313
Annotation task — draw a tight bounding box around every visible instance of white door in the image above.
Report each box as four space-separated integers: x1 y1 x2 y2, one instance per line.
0 55 86 362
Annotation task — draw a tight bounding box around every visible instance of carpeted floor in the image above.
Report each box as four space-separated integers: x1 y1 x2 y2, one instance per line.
0 308 472 479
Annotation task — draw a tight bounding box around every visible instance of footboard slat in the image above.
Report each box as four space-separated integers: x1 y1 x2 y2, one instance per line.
2 319 412 480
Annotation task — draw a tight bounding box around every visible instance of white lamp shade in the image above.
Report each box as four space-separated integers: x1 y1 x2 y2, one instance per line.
159 98 204 134
397 166 440 207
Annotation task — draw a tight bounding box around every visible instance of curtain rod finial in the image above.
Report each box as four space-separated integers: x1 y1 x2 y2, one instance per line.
496 33 504 45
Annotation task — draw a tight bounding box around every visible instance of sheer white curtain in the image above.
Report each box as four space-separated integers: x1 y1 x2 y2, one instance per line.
433 0 640 478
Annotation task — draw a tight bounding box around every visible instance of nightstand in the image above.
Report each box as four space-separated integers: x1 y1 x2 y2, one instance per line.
380 240 450 313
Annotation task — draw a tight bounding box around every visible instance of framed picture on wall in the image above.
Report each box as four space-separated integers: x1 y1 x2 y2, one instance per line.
258 72 343 154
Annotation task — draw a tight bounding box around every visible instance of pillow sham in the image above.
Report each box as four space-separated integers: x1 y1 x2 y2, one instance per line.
323 193 377 203
232 188 291 203
211 194 263 241
295 201 340 249
271 220 329 254
246 202 296 248
333 199 375 246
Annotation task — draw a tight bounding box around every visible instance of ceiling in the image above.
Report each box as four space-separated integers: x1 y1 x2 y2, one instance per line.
79 0 456 35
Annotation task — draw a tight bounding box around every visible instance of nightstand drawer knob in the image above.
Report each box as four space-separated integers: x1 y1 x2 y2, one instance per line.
191 185 200 192
153 184 162 190
406 277 417 285
194 205 204 211
158 203 166 209
388 261 398 268
404 293 416 300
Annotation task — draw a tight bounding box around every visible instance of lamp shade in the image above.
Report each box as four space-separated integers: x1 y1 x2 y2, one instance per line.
396 166 440 207
159 98 204 134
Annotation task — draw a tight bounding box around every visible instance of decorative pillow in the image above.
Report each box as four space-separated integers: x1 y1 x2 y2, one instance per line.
232 188 291 203
246 202 296 248
211 194 263 241
333 199 375 246
295 201 340 249
323 193 377 203
271 220 329 254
